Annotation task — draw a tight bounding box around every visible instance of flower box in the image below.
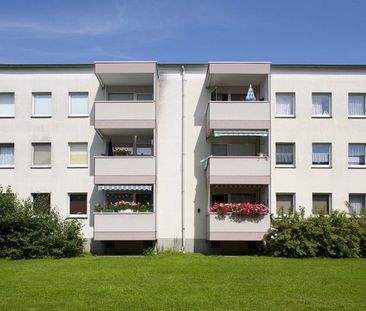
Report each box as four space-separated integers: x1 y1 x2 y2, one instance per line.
210 202 268 217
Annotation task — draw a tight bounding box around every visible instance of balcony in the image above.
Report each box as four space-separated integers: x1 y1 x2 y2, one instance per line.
94 101 155 132
207 213 270 241
207 156 270 184
94 156 155 184
207 101 270 133
94 212 156 240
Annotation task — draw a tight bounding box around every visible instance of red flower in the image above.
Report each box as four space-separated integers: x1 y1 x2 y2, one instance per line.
210 202 268 216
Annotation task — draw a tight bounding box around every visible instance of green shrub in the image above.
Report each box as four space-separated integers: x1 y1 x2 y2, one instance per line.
0 186 84 259
265 207 366 258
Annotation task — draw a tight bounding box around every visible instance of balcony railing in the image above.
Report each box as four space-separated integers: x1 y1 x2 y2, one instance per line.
94 101 155 130
207 156 270 185
94 156 156 184
94 212 156 240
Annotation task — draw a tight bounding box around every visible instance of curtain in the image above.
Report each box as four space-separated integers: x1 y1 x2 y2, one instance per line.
349 95 365 116
70 93 88 116
276 194 294 214
276 94 294 116
348 144 365 165
0 93 15 116
313 195 329 214
312 95 330 116
33 144 51 166
70 143 88 165
34 93 52 116
276 144 294 164
0 145 14 165
312 144 330 164
349 195 365 215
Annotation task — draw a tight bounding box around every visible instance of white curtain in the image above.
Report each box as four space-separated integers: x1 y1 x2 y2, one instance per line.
349 195 365 215
0 145 14 165
312 95 330 116
349 95 365 116
276 94 294 116
34 93 52 116
312 144 330 164
348 144 365 165
276 144 294 164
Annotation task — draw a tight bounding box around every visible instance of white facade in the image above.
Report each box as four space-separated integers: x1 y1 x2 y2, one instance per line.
0 62 365 254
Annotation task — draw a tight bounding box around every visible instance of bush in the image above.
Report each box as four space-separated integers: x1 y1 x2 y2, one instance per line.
0 186 84 259
265 207 366 258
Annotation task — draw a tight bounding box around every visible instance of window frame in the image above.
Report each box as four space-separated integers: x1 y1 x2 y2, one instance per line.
312 193 332 215
68 142 88 168
276 193 296 215
0 143 15 168
68 92 89 118
312 93 332 118
32 92 52 118
275 93 295 118
68 193 88 218
348 143 366 168
312 143 332 168
31 143 51 168
0 92 15 118
275 142 296 168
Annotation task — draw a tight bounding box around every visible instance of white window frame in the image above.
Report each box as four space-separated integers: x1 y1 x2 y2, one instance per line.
68 92 89 117
32 92 52 118
312 143 332 168
275 93 295 118
0 93 15 118
31 143 51 168
276 193 296 215
275 143 296 168
348 94 366 118
68 143 88 168
68 192 88 218
0 143 15 168
348 143 366 168
312 93 332 118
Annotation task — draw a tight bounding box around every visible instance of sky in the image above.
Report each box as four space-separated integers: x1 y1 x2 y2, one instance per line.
0 0 365 64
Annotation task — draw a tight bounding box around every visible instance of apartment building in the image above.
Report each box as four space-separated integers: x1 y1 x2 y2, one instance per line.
0 61 365 254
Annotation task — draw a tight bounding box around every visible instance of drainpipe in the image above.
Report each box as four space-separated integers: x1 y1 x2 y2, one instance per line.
181 65 185 252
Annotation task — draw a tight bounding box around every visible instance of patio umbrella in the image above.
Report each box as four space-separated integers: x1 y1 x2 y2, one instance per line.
245 84 256 101
107 138 113 156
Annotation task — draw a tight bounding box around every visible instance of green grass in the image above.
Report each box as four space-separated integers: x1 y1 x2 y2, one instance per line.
0 254 365 311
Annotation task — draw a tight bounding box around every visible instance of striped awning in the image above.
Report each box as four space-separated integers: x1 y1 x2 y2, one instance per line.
98 185 152 191
213 130 268 137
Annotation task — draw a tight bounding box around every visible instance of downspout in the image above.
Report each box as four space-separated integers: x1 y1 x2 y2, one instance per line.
181 65 185 252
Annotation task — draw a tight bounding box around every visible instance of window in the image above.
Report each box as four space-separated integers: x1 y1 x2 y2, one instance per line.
276 143 295 166
212 194 228 204
32 93 52 117
32 193 51 213
312 194 331 215
108 93 134 101
276 194 295 214
136 144 153 156
69 193 87 215
136 193 153 206
231 193 256 203
136 93 153 101
230 93 246 101
276 93 294 117
312 94 331 117
348 144 366 166
0 144 14 167
69 143 88 167
32 143 51 167
348 94 366 117
312 143 331 166
349 194 365 215
69 92 88 116
212 144 227 156
0 93 15 117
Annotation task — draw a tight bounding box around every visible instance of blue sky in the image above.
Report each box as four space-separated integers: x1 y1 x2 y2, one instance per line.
0 0 365 64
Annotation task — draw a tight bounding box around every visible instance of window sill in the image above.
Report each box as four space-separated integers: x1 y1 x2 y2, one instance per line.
68 115 89 118
31 165 51 169
31 115 52 118
67 165 88 169
348 116 366 119
312 165 331 169
348 165 366 169
275 115 296 118
311 115 331 118
66 215 88 219
275 164 295 168
0 115 15 118
0 165 15 169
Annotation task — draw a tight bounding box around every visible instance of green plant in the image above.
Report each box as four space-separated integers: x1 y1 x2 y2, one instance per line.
143 247 155 256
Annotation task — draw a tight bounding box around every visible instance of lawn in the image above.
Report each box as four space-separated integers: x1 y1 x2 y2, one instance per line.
0 254 365 311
